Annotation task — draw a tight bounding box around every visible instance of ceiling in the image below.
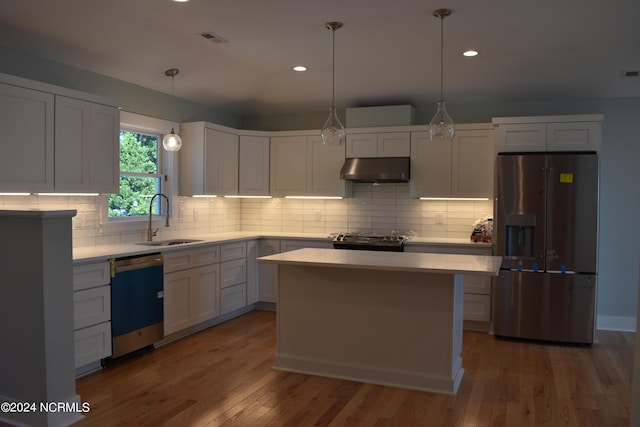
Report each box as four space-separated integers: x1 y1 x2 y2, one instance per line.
1 0 639 116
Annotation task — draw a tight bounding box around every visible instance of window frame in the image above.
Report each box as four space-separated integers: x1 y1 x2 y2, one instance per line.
104 112 176 224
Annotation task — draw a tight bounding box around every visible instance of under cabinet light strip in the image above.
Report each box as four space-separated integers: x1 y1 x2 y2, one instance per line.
0 193 31 196
285 196 343 200
36 193 100 197
224 195 272 199
191 195 218 198
420 197 489 201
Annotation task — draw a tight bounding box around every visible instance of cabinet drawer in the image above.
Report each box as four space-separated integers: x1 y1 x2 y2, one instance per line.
73 261 111 291
221 258 247 288
221 283 247 315
74 322 112 368
163 249 195 273
221 241 247 262
194 245 220 267
74 285 111 330
463 275 492 295
463 294 491 322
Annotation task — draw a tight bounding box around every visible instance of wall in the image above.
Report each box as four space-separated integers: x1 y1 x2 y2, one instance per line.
0 190 489 246
1 47 638 330
246 98 640 330
0 45 242 128
0 195 241 247
242 183 492 239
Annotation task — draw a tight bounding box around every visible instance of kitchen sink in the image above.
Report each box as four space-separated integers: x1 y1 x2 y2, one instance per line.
136 239 204 247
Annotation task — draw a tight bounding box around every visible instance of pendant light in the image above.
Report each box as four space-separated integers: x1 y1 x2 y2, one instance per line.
162 68 183 152
428 9 455 143
321 22 346 146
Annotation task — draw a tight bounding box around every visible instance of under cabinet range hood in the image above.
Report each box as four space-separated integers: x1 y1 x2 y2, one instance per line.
340 157 410 183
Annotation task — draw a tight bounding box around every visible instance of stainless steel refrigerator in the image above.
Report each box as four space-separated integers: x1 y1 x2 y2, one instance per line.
493 152 598 344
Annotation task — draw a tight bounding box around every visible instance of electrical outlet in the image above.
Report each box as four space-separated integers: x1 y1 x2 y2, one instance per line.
435 212 445 224
193 208 198 222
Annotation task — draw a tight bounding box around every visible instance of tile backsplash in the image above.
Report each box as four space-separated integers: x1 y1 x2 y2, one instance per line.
0 183 492 247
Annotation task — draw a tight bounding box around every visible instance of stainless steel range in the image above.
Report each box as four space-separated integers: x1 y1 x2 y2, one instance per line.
332 233 405 252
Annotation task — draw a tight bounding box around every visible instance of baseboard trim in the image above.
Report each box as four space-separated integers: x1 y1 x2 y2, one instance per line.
597 315 636 332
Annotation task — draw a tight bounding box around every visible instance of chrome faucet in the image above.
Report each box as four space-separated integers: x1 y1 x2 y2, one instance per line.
148 193 170 241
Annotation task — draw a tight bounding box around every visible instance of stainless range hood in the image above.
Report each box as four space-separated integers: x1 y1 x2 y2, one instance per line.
340 157 410 183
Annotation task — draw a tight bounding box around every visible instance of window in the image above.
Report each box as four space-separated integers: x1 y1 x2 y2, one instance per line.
108 130 164 218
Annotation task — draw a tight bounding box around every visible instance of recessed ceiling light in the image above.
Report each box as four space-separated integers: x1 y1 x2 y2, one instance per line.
173 0 189 3
463 50 479 57
293 66 307 72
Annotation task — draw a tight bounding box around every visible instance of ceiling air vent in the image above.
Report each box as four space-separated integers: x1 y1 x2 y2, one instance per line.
622 70 640 78
199 32 229 43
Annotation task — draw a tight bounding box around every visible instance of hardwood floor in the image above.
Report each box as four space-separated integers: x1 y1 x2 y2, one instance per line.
68 310 632 426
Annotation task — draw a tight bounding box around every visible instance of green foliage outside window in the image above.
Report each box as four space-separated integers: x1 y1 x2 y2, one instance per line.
108 131 162 217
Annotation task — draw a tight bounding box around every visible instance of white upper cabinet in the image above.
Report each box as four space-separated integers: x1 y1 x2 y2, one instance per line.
493 115 603 153
270 135 307 195
0 73 119 194
55 96 119 193
451 130 495 198
410 126 494 199
239 135 270 196
205 128 238 195
0 82 54 192
180 122 239 196
307 136 348 196
346 132 410 158
270 134 350 197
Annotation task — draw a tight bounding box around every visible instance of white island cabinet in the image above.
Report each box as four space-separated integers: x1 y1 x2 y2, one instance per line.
258 248 501 395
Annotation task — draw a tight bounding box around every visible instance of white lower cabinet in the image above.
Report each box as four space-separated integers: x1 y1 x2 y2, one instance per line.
258 239 332 304
246 240 259 305
72 261 112 370
404 244 493 325
74 323 111 369
164 263 221 335
163 246 221 335
221 283 247 315
220 242 248 314
258 239 281 303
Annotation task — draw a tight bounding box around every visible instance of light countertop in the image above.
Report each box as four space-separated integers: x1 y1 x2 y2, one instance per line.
258 248 502 276
72 232 492 264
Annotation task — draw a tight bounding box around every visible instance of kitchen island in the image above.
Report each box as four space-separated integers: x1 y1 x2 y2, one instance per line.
257 248 501 395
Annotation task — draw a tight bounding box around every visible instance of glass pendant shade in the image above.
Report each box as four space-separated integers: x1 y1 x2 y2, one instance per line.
321 107 346 145
428 100 455 142
162 127 183 151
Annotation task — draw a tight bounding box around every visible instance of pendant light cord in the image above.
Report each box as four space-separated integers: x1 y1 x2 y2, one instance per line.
331 26 336 109
439 14 444 102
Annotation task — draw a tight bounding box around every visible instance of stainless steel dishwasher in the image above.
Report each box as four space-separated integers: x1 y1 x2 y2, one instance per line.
110 253 164 358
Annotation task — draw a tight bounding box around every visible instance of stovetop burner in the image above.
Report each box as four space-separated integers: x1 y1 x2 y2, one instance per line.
332 232 406 252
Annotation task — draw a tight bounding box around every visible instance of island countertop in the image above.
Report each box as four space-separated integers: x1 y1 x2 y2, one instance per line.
258 248 502 276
